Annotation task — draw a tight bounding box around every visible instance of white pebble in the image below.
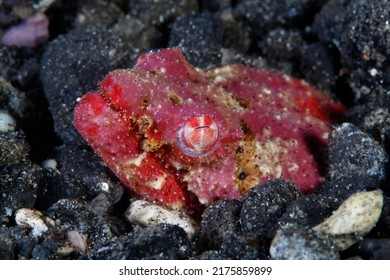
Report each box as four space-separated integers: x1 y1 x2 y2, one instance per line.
96 181 110 192
369 68 378 76
32 0 57 10
15 208 48 237
125 200 199 239
42 159 58 170
0 111 16 132
67 230 88 254
313 190 383 250
57 246 74 257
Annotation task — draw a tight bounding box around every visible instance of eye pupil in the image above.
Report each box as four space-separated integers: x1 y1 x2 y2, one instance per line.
178 116 219 156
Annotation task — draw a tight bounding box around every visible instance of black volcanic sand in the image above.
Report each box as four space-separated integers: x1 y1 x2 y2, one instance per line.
0 0 389 260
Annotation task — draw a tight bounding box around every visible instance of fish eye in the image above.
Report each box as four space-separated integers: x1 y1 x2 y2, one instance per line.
177 116 219 157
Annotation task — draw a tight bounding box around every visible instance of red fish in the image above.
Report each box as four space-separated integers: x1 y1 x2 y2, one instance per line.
74 48 344 215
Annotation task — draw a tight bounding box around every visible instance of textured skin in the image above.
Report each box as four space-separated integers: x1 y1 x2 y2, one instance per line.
74 48 344 215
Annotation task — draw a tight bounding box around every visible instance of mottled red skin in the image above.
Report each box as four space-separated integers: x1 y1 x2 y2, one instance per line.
74 48 344 215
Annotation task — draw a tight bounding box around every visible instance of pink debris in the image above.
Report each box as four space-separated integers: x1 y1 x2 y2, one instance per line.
74 48 344 215
1 13 49 48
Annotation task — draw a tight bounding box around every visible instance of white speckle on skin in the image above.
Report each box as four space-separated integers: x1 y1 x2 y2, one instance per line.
283 74 292 82
214 75 225 83
262 88 272 95
209 65 236 83
255 140 284 177
125 152 147 167
288 163 299 172
322 132 329 140
146 174 167 190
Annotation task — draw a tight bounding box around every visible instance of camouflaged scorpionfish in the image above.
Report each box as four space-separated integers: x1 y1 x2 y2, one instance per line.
74 48 344 215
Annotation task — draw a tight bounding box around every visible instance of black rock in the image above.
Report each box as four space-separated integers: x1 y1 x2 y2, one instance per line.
124 224 193 259
258 28 304 66
339 0 390 100
0 1 20 26
240 179 301 237
31 244 50 260
270 223 339 260
82 238 124 260
0 51 55 161
40 238 59 254
0 228 14 259
198 199 242 250
55 145 124 206
0 161 43 221
279 194 340 227
196 250 223 260
30 237 59 260
372 248 390 260
46 199 96 230
85 215 131 253
0 77 28 118
312 0 349 47
45 199 97 256
299 43 338 93
0 131 30 166
82 215 137 260
16 236 37 259
233 0 324 38
322 123 388 200
199 0 231 13
359 238 390 260
168 13 224 68
35 168 80 211
87 193 113 216
327 123 388 182
0 46 19 80
46 199 130 258
112 15 162 50
72 0 124 27
40 24 138 145
222 18 251 53
13 56 41 89
128 0 198 26
0 46 40 89
321 172 379 201
220 232 270 260
374 196 390 238
345 94 390 153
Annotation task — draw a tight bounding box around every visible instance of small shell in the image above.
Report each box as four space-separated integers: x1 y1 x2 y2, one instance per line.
177 116 219 157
